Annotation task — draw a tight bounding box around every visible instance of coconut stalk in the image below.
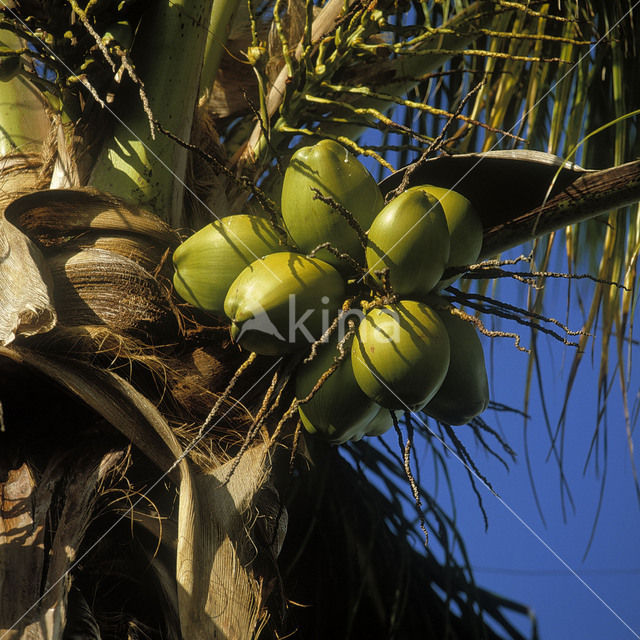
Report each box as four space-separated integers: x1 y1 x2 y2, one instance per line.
199 0 243 100
89 0 214 227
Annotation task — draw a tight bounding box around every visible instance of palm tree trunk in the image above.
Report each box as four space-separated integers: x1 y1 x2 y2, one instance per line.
0 442 125 639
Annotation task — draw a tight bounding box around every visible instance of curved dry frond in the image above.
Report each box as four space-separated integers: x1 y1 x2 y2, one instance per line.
0 343 283 640
0 213 56 344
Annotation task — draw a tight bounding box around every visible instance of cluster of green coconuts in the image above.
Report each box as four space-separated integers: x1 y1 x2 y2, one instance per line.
173 140 489 444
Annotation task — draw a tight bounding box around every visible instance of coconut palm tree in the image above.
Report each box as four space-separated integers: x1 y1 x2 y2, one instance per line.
0 1 638 639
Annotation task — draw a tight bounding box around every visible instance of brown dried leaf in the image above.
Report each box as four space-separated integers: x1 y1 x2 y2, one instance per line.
177 442 277 640
0 213 56 345
0 449 124 640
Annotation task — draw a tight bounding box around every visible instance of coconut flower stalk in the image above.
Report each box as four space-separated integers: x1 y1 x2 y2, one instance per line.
88 0 214 227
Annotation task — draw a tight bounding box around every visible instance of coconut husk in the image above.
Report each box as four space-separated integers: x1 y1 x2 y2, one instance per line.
5 187 181 249
46 247 177 339
0 153 48 210
5 188 181 343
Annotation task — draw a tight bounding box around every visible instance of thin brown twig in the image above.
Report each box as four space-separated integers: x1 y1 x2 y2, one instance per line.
289 420 304 474
308 241 366 274
443 424 491 530
112 47 155 138
68 0 155 136
268 398 302 446
469 417 516 459
304 300 357 364
68 0 116 72
268 327 356 447
222 366 286 484
449 306 530 352
458 298 581 348
465 266 631 291
449 287 588 339
310 187 368 247
393 413 428 547
197 352 258 440
386 78 486 203
474 253 534 267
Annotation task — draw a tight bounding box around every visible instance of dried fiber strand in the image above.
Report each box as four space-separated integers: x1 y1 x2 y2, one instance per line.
393 413 428 547
448 306 529 352
308 241 366 274
222 366 286 484
488 400 530 418
442 424 492 530
268 328 356 447
449 288 587 344
196 352 258 440
304 300 358 364
451 287 588 336
310 187 368 247
289 419 304 473
470 417 517 460
465 265 630 291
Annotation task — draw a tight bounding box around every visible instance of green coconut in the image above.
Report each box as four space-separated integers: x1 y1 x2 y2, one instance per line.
296 335 380 444
223 251 346 355
172 214 284 314
351 300 450 410
365 188 450 296
404 185 483 289
281 139 384 270
423 300 489 425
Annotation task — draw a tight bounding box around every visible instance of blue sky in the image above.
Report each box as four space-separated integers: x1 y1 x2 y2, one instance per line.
445 324 640 639
370 246 640 639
